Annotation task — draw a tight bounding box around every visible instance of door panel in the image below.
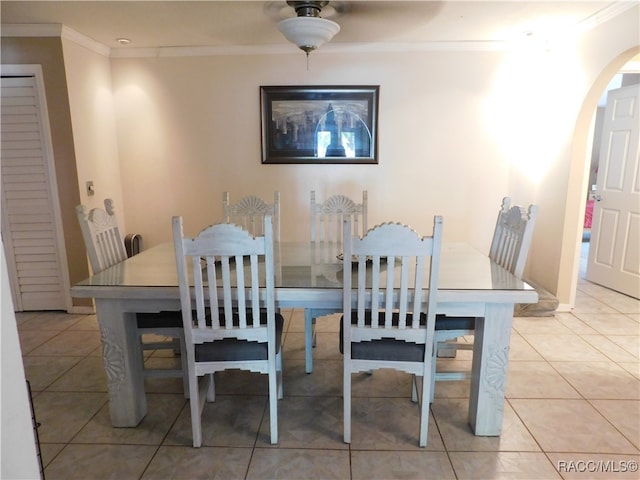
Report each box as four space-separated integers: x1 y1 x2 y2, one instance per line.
587 84 640 299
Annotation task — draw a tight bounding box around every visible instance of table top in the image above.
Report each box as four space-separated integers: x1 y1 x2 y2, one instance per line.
72 242 537 306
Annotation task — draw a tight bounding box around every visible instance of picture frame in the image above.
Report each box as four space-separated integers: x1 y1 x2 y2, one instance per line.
260 85 379 164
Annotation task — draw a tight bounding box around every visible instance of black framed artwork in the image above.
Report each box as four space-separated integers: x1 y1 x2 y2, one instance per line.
260 85 379 164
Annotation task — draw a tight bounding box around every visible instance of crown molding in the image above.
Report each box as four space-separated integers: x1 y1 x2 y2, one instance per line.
61 25 111 56
577 0 638 32
109 40 509 58
1 23 110 56
110 44 298 58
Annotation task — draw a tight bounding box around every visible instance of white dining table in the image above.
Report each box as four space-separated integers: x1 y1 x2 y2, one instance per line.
71 241 537 435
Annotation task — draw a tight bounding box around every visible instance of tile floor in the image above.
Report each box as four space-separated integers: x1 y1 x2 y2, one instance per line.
17 243 640 479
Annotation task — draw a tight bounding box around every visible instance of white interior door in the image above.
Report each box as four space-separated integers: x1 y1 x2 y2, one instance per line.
586 84 640 299
1 67 72 311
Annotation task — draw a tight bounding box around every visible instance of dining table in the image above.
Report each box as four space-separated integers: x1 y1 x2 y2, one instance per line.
71 240 538 436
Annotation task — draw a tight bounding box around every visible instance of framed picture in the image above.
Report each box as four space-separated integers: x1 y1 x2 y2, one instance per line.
260 85 379 164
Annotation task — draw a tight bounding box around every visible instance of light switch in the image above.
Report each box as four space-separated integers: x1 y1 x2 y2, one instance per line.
86 181 95 196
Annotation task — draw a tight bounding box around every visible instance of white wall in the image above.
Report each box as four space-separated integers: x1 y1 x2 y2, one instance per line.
62 37 125 229
110 50 509 247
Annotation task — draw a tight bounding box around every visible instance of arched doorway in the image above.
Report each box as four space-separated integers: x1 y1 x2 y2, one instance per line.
564 48 640 306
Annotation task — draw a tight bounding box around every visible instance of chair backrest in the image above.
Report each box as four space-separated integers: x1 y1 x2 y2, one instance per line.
489 197 538 278
310 190 368 244
172 215 276 347
343 217 443 346
76 198 128 273
223 192 280 242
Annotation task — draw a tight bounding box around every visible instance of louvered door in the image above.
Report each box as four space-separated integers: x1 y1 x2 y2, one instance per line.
1 72 70 311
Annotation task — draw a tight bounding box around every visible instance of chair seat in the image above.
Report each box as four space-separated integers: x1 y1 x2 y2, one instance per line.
340 312 473 362
136 311 183 329
340 311 427 361
350 337 426 362
434 315 475 331
195 313 284 362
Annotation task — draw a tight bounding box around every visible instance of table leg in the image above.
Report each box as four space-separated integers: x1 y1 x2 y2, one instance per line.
95 300 147 427
468 303 514 436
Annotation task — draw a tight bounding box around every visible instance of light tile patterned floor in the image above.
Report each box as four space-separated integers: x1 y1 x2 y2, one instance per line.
17 245 639 479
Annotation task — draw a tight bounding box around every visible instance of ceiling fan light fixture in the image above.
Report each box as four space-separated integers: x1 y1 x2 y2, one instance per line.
277 16 340 54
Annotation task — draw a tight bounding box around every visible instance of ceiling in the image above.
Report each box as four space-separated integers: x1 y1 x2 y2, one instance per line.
0 1 633 52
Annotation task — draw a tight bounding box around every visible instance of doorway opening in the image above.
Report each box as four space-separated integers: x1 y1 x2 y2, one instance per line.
580 60 640 295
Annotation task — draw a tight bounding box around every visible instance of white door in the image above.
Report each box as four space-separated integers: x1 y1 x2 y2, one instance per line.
1 67 72 311
586 84 640 299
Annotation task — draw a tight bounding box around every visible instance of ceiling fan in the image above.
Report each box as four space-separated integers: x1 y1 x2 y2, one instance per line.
274 1 342 56
265 2 445 56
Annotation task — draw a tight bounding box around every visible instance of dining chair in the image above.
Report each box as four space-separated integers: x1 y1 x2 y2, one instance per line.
76 199 187 390
172 215 284 447
223 191 280 242
305 190 368 373
341 216 443 447
430 197 538 401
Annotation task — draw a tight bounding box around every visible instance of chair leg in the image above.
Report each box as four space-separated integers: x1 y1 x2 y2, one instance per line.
205 374 215 402
137 332 147 373
180 332 190 399
313 321 317 347
304 309 314 373
268 365 278 444
343 367 351 444
430 341 438 403
276 352 284 399
419 373 430 447
411 375 418 403
189 373 203 448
